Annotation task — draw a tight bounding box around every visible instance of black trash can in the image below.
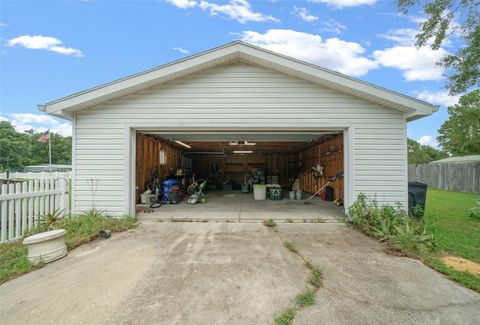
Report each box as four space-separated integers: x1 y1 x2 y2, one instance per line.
408 181 428 216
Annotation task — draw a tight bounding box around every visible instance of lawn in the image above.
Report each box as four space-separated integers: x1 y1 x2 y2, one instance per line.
423 189 480 292
424 189 480 261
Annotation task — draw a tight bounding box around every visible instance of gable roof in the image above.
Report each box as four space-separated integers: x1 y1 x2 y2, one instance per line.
39 41 437 121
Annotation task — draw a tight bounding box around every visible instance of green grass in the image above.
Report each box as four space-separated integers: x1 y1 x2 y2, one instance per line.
422 189 480 292
283 240 298 253
424 189 480 261
295 289 315 307
263 219 277 228
0 210 137 283
274 308 297 325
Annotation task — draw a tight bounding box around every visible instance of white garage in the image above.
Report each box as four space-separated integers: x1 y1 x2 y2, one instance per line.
39 41 436 217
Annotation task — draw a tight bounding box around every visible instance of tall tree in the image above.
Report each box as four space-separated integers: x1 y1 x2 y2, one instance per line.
408 138 448 164
0 121 72 171
437 90 480 155
397 0 480 94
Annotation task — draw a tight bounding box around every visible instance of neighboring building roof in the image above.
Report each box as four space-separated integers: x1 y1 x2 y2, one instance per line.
430 155 480 164
38 41 437 121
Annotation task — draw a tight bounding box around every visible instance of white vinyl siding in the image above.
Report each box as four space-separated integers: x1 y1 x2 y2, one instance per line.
74 63 407 215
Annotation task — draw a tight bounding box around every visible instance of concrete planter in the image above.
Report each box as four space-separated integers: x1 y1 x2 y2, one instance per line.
23 229 68 264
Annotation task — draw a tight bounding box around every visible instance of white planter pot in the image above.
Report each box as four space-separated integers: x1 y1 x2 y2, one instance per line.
23 229 68 264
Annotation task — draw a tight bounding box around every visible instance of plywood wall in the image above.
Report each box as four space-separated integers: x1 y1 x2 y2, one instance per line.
136 134 181 196
297 134 344 200
191 153 293 188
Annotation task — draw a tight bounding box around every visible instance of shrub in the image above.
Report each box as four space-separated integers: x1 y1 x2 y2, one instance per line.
346 193 434 256
469 199 480 221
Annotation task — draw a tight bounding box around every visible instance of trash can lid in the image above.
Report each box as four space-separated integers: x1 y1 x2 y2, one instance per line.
408 181 428 187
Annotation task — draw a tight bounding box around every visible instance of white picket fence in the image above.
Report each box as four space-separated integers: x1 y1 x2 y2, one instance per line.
0 178 69 243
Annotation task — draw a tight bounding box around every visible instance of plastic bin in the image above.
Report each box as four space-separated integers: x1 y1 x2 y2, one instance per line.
408 181 428 216
253 184 267 200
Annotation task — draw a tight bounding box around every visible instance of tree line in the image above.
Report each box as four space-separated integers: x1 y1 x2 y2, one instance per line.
0 121 72 172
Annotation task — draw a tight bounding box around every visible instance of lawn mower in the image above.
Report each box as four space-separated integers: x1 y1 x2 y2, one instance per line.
187 179 207 204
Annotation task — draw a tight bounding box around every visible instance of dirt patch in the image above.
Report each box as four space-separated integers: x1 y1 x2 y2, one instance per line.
442 256 480 276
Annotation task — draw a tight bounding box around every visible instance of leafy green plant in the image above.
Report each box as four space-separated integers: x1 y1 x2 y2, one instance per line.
34 209 65 231
263 219 277 228
346 193 434 257
411 205 425 219
274 308 296 325
295 289 315 307
469 199 480 221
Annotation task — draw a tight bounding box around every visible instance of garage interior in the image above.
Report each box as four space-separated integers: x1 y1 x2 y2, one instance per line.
135 131 345 221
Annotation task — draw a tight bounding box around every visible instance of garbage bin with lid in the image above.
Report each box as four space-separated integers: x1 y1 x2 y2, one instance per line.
408 181 428 216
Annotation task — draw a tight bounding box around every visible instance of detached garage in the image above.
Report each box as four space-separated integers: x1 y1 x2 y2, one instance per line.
39 41 437 217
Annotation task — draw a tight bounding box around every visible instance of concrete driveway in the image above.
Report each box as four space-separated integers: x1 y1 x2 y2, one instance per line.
1 222 479 325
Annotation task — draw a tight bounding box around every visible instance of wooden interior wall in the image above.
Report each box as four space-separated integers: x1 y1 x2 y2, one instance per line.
136 134 181 197
191 153 292 188
297 134 344 200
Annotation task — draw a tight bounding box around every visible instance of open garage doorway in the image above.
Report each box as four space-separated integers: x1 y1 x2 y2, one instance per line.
134 130 345 222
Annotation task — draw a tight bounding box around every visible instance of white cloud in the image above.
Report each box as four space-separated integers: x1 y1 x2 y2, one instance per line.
373 45 447 81
418 135 439 148
381 28 417 46
10 113 59 125
198 0 279 23
165 0 197 9
7 35 83 57
416 90 460 107
321 18 347 34
308 0 376 8
292 6 318 22
240 29 378 76
2 113 72 136
173 46 189 54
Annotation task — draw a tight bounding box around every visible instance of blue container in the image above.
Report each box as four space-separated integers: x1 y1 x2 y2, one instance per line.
162 179 180 202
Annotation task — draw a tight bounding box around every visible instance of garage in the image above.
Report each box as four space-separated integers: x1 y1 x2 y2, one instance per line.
39 41 436 217
135 130 345 221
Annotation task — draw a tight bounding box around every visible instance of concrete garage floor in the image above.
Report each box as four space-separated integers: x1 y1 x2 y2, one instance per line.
137 190 344 222
1 222 479 325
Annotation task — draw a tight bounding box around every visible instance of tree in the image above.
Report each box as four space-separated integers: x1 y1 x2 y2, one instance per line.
397 0 480 94
0 121 72 171
437 90 480 155
407 138 448 164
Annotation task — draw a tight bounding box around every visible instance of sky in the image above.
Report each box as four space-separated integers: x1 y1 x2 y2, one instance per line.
0 0 463 148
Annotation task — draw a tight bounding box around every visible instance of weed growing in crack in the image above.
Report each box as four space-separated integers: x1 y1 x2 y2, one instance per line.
285 218 294 223
263 219 277 228
274 308 297 325
296 289 315 307
283 240 298 253
307 264 323 288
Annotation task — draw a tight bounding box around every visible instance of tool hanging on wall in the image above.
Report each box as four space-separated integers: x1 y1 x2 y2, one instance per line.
304 171 343 204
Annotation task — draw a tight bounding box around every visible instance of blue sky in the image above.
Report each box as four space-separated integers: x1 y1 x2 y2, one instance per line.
0 0 461 147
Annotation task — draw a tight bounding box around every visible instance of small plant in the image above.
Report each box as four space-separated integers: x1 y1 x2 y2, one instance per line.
263 219 277 227
469 199 480 221
274 308 296 325
283 240 298 253
410 205 425 219
308 266 323 288
34 209 65 232
296 289 315 307
285 218 294 223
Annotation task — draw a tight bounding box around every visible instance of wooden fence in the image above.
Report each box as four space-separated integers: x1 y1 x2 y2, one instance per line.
0 178 69 243
408 163 480 194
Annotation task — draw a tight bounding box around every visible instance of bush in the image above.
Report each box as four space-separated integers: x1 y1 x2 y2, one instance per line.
346 193 434 256
469 199 480 221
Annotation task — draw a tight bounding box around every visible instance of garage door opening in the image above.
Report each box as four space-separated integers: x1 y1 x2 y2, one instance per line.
135 131 345 221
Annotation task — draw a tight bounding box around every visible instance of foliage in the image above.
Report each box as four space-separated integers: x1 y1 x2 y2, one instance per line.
0 209 137 285
283 240 298 253
35 209 65 231
0 121 71 172
407 138 447 164
397 0 480 94
295 289 315 307
274 308 297 325
307 263 323 288
346 193 434 256
437 90 480 156
0 242 41 284
263 219 277 227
